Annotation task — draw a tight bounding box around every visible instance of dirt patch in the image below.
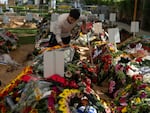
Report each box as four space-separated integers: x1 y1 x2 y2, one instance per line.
0 44 34 90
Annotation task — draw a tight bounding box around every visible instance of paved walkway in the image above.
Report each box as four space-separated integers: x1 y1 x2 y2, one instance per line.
117 22 150 38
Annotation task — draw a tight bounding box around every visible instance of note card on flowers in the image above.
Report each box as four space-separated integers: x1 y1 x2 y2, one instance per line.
108 27 120 43
109 13 116 22
131 21 139 33
44 51 64 78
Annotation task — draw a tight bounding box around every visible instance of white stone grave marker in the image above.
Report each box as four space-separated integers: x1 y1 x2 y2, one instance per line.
99 14 105 22
25 13 33 22
108 27 120 43
93 22 103 34
109 13 116 22
131 21 139 38
51 13 59 22
0 7 3 14
51 0 56 9
108 27 120 51
3 15 9 24
9 8 14 13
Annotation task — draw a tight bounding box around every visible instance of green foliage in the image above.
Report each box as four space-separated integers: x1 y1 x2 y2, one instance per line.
142 0 150 31
118 0 134 22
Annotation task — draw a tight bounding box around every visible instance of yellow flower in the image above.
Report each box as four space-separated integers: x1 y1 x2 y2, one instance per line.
109 47 115 52
125 84 132 90
58 104 68 112
30 109 38 113
34 88 42 100
80 32 83 36
62 89 70 97
101 101 108 108
135 97 141 104
145 87 150 92
121 107 127 113
58 98 67 105
59 92 68 98
121 91 127 96
15 97 20 102
70 89 80 95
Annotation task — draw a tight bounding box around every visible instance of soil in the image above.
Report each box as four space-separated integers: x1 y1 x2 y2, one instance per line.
0 44 35 90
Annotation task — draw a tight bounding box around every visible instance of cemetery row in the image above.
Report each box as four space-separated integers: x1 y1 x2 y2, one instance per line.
0 10 150 113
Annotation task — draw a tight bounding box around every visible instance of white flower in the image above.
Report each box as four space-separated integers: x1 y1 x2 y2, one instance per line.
65 71 72 78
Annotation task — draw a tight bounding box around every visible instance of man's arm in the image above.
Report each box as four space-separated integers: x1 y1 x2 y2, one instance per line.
54 23 65 46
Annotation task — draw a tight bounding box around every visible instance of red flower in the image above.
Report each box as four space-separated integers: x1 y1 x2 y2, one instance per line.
63 80 69 87
104 64 109 72
84 86 92 94
69 81 78 88
82 63 88 69
137 83 147 90
87 67 97 73
0 104 7 113
109 80 116 93
48 74 65 84
132 74 143 81
22 106 32 113
119 97 127 106
135 57 142 63
125 65 132 72
85 78 91 85
48 91 56 113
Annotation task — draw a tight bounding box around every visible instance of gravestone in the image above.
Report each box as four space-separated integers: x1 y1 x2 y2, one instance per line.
99 14 105 22
9 8 14 13
3 15 9 24
131 21 139 38
0 7 3 14
25 13 33 22
93 22 103 34
51 13 59 22
109 13 116 22
51 0 56 9
108 27 120 43
50 13 59 32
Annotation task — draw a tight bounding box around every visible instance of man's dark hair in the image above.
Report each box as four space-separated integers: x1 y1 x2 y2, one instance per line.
69 9 80 20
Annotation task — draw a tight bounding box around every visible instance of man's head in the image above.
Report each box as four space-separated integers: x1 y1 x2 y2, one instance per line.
67 9 80 24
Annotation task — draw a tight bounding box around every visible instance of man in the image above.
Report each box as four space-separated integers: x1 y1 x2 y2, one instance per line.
49 8 81 47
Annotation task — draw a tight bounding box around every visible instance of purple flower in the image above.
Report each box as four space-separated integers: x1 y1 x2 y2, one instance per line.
140 92 147 98
115 64 124 72
113 90 120 98
116 106 123 112
119 97 128 106
137 84 147 90
109 80 116 93
121 79 126 84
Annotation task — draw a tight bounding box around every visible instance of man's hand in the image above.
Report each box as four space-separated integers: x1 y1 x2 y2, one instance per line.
59 42 65 46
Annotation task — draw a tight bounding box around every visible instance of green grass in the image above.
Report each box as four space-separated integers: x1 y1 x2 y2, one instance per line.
7 28 37 34
18 36 35 44
6 28 37 45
